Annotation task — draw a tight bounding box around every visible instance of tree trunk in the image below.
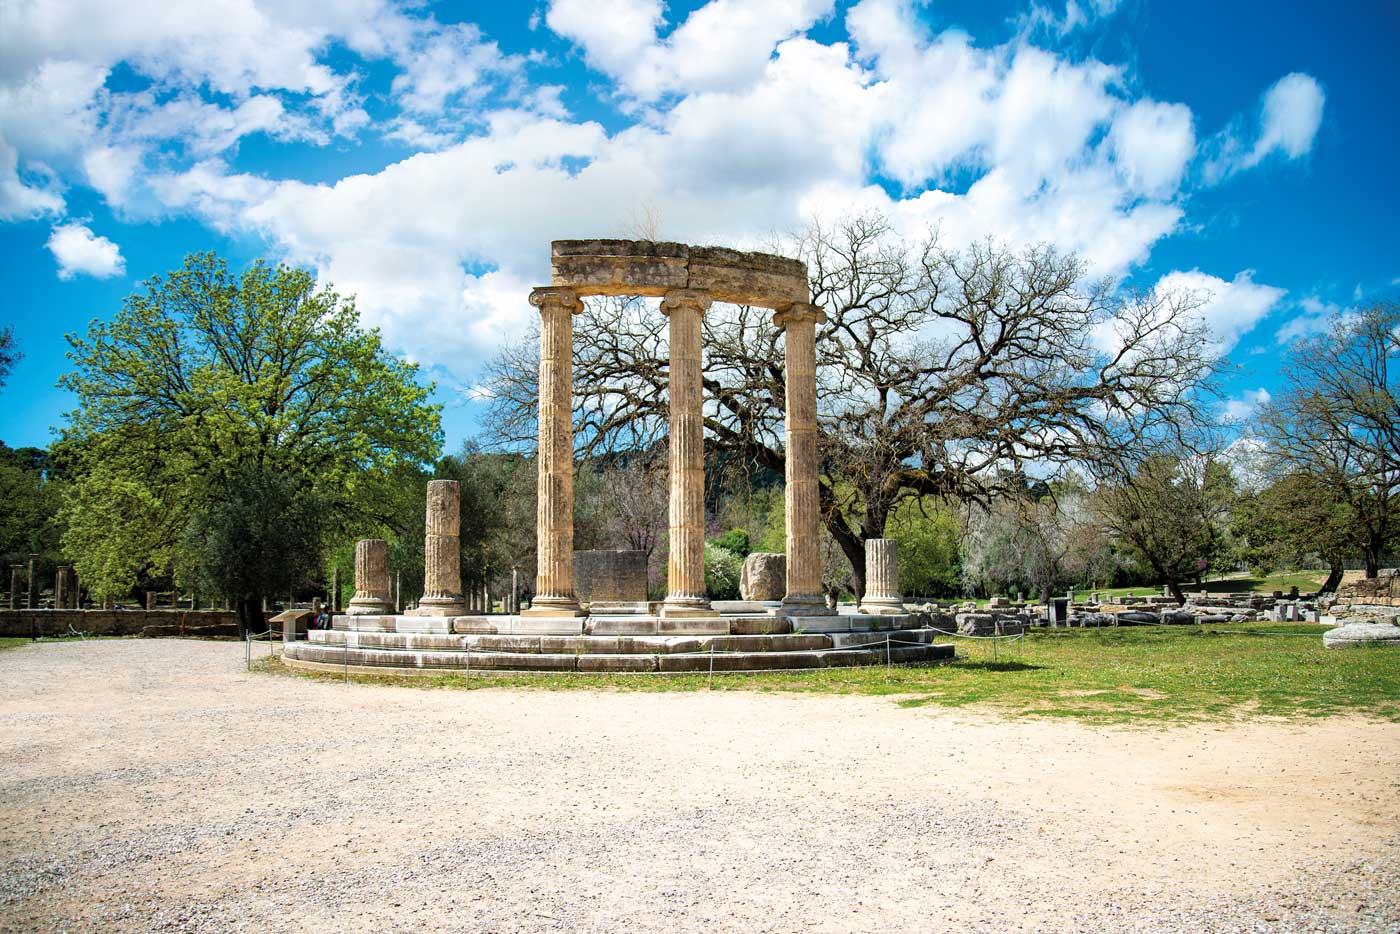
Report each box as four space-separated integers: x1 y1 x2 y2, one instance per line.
1320 563 1344 595
1364 536 1382 579
1166 579 1186 605
235 594 263 639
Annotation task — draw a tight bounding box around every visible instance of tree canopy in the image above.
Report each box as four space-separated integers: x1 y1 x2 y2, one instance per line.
57 252 441 624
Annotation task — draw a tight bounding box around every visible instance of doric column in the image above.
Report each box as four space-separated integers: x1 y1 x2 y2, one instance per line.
416 479 465 616
660 289 719 618
346 539 393 615
54 567 66 610
774 303 829 616
26 554 36 610
860 539 904 613
523 287 586 617
9 565 21 610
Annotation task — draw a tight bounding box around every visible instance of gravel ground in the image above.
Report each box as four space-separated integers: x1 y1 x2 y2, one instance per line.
1 638 1397 933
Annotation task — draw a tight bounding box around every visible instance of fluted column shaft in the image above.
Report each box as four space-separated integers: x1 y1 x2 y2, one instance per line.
417 479 465 615
347 539 393 615
775 303 828 614
861 538 904 613
524 287 585 617
660 289 717 616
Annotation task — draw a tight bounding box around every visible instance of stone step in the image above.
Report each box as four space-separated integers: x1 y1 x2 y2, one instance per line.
283 641 954 674
307 631 838 655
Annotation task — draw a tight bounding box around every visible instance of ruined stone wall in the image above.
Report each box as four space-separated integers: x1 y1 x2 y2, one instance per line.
0 609 242 638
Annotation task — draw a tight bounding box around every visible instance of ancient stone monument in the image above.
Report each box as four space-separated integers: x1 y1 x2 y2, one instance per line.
412 480 465 617
280 240 951 676
346 539 393 616
860 539 904 613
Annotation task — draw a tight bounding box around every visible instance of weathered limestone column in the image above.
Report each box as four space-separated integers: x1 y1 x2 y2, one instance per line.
774 303 830 616
9 565 21 610
54 567 67 610
26 554 36 610
860 539 904 614
347 539 393 615
660 289 718 619
331 566 340 612
524 287 586 617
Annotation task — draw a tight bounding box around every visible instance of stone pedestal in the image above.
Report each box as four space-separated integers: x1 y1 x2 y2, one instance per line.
774 303 831 616
574 550 649 614
740 553 786 602
860 539 904 613
523 287 586 618
347 539 393 616
660 289 719 619
413 480 465 616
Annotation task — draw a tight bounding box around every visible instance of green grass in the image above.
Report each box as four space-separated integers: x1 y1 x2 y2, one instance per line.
0 634 120 651
256 621 1400 725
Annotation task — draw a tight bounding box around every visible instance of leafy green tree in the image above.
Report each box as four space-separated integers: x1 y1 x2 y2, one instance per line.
180 465 328 630
1232 471 1356 593
58 252 441 628
1098 454 1235 604
886 497 962 598
710 528 751 558
703 541 742 600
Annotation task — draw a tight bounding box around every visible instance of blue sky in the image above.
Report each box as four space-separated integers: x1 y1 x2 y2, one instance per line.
1 0 1396 452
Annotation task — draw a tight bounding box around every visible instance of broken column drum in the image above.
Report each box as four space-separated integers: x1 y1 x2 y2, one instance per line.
346 539 393 616
861 539 904 613
416 480 465 616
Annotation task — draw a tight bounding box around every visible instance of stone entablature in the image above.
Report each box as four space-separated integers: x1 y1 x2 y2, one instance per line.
550 239 809 308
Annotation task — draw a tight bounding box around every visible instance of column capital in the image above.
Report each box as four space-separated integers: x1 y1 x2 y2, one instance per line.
772 302 826 331
529 286 584 314
660 288 713 317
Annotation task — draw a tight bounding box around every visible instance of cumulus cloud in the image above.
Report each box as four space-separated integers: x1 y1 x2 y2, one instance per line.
0 0 1322 388
1205 72 1324 183
1154 269 1287 351
46 222 125 280
1223 387 1271 423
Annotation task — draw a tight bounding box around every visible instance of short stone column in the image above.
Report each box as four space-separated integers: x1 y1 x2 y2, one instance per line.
660 289 718 618
54 567 67 610
860 539 903 613
774 303 829 615
9 565 21 610
346 539 393 616
523 287 586 618
417 480 465 616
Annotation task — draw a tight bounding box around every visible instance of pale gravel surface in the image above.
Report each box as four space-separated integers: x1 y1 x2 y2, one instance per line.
1 639 1397 933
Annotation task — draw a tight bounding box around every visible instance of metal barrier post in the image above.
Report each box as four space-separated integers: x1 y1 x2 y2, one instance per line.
708 643 715 689
245 631 251 671
885 635 891 679
343 637 349 684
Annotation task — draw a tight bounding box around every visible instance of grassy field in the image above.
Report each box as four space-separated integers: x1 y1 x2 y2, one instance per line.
254 622 1400 725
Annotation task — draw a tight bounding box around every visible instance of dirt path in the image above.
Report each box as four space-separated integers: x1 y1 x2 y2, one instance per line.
1 639 1396 932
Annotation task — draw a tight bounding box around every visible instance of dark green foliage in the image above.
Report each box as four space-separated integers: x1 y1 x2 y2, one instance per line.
710 528 750 558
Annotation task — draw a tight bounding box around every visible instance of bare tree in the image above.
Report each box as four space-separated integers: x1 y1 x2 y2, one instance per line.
1257 302 1400 578
485 213 1220 594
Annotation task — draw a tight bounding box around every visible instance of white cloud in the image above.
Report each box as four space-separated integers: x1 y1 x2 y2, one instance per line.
1223 387 1271 422
1110 100 1195 198
1205 72 1324 182
1246 72 1325 167
1154 268 1287 351
1276 295 1342 344
46 222 125 280
0 135 63 219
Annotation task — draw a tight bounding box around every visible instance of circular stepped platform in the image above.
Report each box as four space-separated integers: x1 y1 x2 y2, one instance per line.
281 614 954 676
